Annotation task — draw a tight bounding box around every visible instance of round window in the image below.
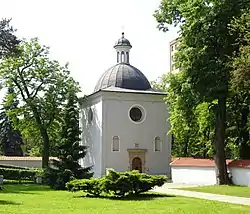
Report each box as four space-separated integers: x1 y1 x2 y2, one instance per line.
129 107 143 122
88 108 93 124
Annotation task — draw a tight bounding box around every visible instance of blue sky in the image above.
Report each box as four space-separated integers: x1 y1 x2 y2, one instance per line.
1 0 178 95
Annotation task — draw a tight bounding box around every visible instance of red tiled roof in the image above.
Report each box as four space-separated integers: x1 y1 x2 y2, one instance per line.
170 157 250 168
0 156 58 161
228 160 250 169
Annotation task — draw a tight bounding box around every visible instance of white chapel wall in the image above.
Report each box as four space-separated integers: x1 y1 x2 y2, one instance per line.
102 92 171 176
80 96 103 177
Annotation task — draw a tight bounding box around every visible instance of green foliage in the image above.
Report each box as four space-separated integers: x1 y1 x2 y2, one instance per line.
0 167 40 181
0 88 23 156
0 164 30 170
0 18 20 58
66 169 167 197
3 179 34 184
66 178 104 196
152 72 215 158
154 0 250 184
0 38 80 168
45 89 92 190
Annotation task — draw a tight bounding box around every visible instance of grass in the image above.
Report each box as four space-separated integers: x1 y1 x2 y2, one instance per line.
0 184 250 214
176 185 250 198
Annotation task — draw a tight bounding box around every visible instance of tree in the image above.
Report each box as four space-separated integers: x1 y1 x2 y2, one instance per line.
0 38 78 168
0 88 23 156
154 0 250 184
152 72 215 158
45 89 92 190
0 18 20 58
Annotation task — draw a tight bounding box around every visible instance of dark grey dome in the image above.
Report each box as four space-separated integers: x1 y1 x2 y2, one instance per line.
114 32 132 48
94 63 151 92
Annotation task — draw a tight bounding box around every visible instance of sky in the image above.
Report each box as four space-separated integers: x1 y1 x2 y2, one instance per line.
0 0 178 95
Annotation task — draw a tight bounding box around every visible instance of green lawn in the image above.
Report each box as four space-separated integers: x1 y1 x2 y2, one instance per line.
177 185 250 198
0 184 250 214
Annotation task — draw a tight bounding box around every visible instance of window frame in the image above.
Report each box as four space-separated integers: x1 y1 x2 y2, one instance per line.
112 136 120 152
154 136 162 152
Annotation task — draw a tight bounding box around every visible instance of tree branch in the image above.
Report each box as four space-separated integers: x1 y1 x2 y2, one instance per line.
30 81 44 98
11 77 27 102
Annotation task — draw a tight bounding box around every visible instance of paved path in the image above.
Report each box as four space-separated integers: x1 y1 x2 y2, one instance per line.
153 183 250 206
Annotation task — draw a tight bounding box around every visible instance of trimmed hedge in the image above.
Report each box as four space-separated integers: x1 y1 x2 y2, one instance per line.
0 164 33 170
66 169 167 197
3 179 35 184
0 167 40 181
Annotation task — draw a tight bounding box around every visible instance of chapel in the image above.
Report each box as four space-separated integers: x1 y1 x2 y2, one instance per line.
80 33 171 177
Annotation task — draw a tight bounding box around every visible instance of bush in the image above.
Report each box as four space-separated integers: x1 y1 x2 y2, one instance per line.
66 169 167 197
0 167 41 182
3 179 35 184
66 178 104 196
0 164 31 170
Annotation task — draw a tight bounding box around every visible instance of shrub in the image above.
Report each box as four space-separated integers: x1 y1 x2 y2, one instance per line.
0 164 33 170
66 178 104 196
3 179 34 184
0 167 41 182
66 169 167 197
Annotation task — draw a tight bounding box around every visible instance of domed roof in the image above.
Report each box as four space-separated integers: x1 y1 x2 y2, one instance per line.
94 63 151 92
114 32 132 48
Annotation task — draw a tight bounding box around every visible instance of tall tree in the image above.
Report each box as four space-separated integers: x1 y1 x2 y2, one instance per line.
154 0 249 184
45 88 92 190
0 38 79 168
0 88 23 156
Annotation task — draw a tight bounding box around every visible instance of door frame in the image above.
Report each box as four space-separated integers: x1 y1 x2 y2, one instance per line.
127 149 147 173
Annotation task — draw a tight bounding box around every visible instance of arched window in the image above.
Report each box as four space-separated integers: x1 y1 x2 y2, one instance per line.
126 52 129 63
154 137 161 152
117 52 120 63
121 51 125 62
88 108 93 124
112 136 120 152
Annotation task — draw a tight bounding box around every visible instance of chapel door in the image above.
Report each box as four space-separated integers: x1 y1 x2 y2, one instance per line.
132 157 142 172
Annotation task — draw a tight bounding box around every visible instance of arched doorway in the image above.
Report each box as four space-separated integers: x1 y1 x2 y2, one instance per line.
132 157 142 172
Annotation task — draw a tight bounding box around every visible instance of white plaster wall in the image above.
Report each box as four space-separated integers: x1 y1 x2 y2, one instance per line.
171 166 217 185
102 92 171 177
0 160 42 168
230 167 250 186
80 98 103 177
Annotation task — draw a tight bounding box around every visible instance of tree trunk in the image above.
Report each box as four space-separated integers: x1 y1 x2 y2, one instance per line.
239 107 250 159
183 136 189 156
31 105 50 168
41 127 50 168
214 96 230 185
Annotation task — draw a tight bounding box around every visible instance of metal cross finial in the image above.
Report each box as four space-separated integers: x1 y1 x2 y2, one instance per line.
121 25 125 37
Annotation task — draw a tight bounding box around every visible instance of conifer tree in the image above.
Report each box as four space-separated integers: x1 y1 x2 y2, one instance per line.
45 89 92 190
0 88 23 156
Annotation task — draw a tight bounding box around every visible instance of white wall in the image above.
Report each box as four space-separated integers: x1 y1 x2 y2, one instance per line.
171 165 250 186
230 167 250 186
102 91 171 177
171 166 217 185
80 97 103 177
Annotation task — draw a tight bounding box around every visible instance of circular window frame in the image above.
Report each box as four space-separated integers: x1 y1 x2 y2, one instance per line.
128 104 146 124
88 108 93 124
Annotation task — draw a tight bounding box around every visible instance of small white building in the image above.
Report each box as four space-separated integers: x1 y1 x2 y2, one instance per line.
80 33 171 178
171 157 250 186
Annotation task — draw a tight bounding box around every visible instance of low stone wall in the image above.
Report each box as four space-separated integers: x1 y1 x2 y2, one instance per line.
0 156 58 168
